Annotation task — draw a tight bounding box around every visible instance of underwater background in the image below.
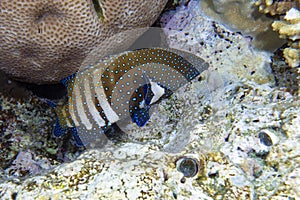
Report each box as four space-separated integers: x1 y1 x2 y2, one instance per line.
0 0 299 199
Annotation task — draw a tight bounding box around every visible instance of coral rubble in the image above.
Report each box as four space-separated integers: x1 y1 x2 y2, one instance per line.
0 93 78 180
0 71 299 199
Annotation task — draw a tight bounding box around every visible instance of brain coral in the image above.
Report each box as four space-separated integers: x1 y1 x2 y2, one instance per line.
0 0 168 84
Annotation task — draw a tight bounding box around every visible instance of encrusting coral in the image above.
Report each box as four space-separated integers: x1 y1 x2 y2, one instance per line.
0 0 168 84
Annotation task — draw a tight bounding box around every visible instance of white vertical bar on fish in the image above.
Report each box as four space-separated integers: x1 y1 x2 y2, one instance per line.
68 93 80 127
83 74 106 127
149 81 165 105
92 68 120 123
73 77 93 130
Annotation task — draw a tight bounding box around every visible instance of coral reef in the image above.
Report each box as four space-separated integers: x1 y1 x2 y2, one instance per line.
271 47 299 95
0 0 168 84
5 150 53 177
0 0 299 199
160 1 273 87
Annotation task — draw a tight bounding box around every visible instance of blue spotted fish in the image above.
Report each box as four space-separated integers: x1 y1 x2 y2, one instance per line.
52 48 208 148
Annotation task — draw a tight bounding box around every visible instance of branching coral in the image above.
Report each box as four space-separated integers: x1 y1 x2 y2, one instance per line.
255 0 299 16
272 8 300 69
255 1 300 70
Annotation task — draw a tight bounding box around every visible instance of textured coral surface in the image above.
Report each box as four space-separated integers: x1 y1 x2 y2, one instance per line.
0 95 58 178
0 0 168 84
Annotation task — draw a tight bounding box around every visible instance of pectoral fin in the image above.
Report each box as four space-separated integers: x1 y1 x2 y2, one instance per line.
131 107 151 127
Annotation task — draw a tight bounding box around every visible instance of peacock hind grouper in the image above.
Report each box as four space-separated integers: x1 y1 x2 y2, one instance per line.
49 47 209 149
